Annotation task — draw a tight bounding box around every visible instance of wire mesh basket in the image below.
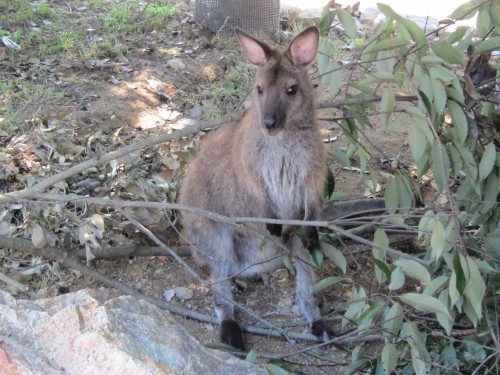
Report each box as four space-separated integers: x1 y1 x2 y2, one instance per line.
194 0 280 33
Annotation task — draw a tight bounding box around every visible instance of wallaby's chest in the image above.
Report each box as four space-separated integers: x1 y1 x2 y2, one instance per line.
257 138 312 219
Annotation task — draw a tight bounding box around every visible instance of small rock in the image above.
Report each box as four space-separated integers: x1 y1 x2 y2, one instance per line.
174 286 193 300
163 289 175 301
271 268 289 281
166 58 186 71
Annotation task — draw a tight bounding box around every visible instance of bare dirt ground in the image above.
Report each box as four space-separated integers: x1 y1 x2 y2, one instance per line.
0 1 421 372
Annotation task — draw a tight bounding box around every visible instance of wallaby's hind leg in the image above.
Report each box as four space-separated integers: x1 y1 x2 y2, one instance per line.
289 234 331 340
186 223 246 350
211 267 245 351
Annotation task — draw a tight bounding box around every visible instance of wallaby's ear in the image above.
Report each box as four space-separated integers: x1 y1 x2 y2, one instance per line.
288 26 319 67
235 28 272 67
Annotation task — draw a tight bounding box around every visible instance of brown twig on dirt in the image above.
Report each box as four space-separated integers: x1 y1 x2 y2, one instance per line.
0 114 238 204
0 272 42 299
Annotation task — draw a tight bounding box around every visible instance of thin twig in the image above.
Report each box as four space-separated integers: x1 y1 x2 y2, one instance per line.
0 272 42 299
1 192 429 266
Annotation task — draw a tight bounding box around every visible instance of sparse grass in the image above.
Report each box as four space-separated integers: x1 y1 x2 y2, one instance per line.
104 1 177 34
0 78 70 132
204 61 253 119
0 0 179 132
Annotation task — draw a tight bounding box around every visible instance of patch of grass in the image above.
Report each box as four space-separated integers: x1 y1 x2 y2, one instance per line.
86 37 127 59
0 79 70 132
105 1 139 33
40 29 82 56
145 3 177 27
204 61 253 119
104 1 177 35
1 0 56 24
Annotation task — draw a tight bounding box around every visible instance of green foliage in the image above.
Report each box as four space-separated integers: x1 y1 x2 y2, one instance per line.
317 0 500 372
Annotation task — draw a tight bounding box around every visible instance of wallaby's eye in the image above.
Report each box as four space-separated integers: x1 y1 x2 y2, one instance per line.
256 85 263 94
287 85 298 95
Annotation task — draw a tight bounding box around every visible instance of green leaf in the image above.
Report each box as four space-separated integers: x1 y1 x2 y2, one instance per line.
406 323 432 374
418 212 434 240
418 71 434 104
437 289 454 335
409 120 429 161
377 3 400 19
421 55 447 65
336 7 357 38
447 27 468 45
342 287 367 328
385 177 399 214
423 275 449 296
431 78 447 115
313 276 344 294
400 293 452 319
453 253 467 294
463 256 485 322
430 219 446 262
323 243 347 274
381 343 398 374
246 349 257 363
380 88 395 129
394 259 431 285
474 36 500 54
429 65 459 83
266 363 290 375
330 149 350 167
478 142 496 181
383 302 404 337
463 340 487 363
282 254 295 275
311 248 323 268
448 0 482 20
389 266 405 290
319 8 336 34
440 345 457 369
431 140 451 192
370 38 411 53
358 302 384 328
430 42 463 64
373 258 392 282
323 166 335 199
407 107 434 141
400 18 426 46
476 8 491 37
447 100 468 145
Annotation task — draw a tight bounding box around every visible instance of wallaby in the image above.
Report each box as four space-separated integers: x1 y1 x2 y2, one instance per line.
466 46 498 96
179 27 328 350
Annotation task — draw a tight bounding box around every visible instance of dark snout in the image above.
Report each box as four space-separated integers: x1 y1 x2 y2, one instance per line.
263 115 278 129
260 87 284 133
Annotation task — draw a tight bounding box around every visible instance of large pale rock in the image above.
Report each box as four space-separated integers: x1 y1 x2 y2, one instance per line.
0 289 266 375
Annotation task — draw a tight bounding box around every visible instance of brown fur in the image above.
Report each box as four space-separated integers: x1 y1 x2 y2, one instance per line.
179 27 328 350
466 47 498 95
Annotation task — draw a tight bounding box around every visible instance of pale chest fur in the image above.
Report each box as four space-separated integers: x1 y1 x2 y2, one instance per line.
257 134 313 219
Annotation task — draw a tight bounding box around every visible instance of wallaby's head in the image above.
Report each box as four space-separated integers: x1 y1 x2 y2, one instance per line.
235 27 319 134
466 46 497 93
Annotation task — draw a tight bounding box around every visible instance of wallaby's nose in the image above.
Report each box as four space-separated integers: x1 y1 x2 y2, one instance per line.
263 115 277 129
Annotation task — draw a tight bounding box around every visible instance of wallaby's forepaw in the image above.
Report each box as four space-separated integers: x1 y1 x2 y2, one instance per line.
304 226 320 252
311 319 333 342
220 319 245 351
266 223 282 237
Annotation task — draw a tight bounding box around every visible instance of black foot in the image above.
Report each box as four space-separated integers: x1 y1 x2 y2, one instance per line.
311 319 333 341
266 223 282 237
220 319 245 351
